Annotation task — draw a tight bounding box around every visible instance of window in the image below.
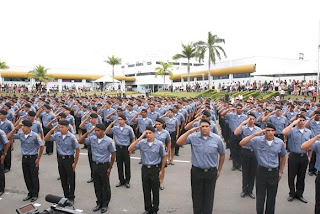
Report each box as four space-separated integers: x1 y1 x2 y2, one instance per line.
173 79 180 83
136 62 143 66
147 61 152 65
181 63 192 66
156 61 160 64
121 65 125 69
62 79 71 82
233 73 251 78
128 64 135 68
4 77 29 81
194 63 204 66
170 62 180 65
126 74 136 77
74 79 82 82
213 75 229 80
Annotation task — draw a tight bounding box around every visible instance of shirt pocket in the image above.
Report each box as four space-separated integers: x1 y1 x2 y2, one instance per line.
192 142 203 153
150 146 160 159
207 144 218 154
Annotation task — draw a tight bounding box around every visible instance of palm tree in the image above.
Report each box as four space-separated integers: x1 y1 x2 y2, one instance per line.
28 65 54 87
105 55 122 88
155 61 173 90
195 32 227 89
172 43 197 86
0 60 9 70
0 60 9 84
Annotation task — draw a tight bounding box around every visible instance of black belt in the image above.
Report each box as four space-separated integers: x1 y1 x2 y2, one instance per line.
93 161 109 165
192 165 216 172
258 165 278 172
58 155 74 159
116 145 129 149
143 164 159 169
23 155 37 159
290 152 307 157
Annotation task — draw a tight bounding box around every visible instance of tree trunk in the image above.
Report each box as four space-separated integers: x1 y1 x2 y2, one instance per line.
163 74 166 90
187 59 190 86
112 65 115 91
208 54 212 89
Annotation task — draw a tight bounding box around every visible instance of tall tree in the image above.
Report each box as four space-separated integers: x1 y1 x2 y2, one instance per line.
105 55 122 87
28 65 54 86
172 43 197 86
155 61 173 90
195 32 227 89
0 60 9 70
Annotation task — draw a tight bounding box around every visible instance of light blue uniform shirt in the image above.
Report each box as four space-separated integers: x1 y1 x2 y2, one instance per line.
268 116 290 135
311 140 320 170
50 132 79 155
287 127 312 154
40 112 55 127
163 117 178 133
84 135 116 163
101 108 115 122
135 117 153 133
155 129 171 145
155 107 166 116
31 120 43 135
134 138 166 165
240 125 262 151
286 112 298 122
185 132 226 169
248 136 287 168
148 111 160 125
0 119 14 134
0 130 9 150
173 113 185 126
308 119 320 137
66 115 75 125
110 125 135 146
225 113 247 132
13 131 44 155
124 110 138 125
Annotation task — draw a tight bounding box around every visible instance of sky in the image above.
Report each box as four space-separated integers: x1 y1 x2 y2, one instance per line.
1 0 320 74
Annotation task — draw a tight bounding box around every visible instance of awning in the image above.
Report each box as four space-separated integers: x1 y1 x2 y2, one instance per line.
93 75 120 83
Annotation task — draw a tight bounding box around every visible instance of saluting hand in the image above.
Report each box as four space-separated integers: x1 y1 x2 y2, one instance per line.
292 118 301 126
189 126 200 134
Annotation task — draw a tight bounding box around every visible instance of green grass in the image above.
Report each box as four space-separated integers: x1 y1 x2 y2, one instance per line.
151 91 201 98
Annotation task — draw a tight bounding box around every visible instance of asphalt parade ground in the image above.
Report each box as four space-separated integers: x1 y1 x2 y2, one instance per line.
0 128 316 214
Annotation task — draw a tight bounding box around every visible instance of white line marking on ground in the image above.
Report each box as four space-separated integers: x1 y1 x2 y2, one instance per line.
33 203 41 207
75 209 83 212
4 192 9 194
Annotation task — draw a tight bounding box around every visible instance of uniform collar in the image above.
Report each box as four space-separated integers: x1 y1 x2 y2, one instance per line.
196 132 214 138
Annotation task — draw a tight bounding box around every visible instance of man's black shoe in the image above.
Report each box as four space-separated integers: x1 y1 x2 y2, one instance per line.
231 166 236 171
57 177 61 180
68 198 74 205
308 172 314 176
287 196 294 202
248 193 255 199
101 207 108 213
240 192 246 198
4 169 10 173
0 191 3 196
87 178 94 183
237 167 242 172
31 197 38 202
93 205 102 212
142 211 152 214
125 183 130 188
139 161 142 164
23 195 32 201
116 182 124 187
297 196 308 203
175 154 180 156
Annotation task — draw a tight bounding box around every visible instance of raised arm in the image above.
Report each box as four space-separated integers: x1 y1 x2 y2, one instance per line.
240 129 265 146
234 118 250 136
301 134 320 151
282 118 300 136
176 127 199 147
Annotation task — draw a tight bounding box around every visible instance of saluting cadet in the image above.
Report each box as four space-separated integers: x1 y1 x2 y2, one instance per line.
106 115 135 188
305 110 320 176
160 108 179 165
234 113 261 199
148 103 160 125
155 102 165 116
131 109 153 138
44 120 80 204
129 126 166 214
79 113 99 183
8 120 44 202
222 103 247 171
262 106 290 141
172 105 185 156
283 115 312 203
79 124 116 213
185 110 218 135
240 123 287 214
38 104 55 155
0 129 9 196
0 110 14 174
154 118 171 190
2 102 15 122
177 119 226 214
124 103 137 130
15 111 44 138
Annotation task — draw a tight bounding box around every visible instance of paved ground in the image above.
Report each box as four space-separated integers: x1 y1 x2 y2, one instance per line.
1 130 316 214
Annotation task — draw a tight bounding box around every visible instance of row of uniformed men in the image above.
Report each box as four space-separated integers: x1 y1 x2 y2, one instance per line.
216 99 320 214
